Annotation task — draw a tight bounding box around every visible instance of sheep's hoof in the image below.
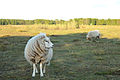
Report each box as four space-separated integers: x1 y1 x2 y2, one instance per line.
32 74 35 77
36 70 38 73
40 74 44 77
96 41 99 42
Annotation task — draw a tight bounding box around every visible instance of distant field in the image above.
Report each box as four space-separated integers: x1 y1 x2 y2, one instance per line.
0 25 120 39
0 25 120 80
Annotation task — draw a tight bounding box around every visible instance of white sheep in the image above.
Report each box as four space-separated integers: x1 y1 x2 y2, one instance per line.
86 30 100 41
24 33 54 77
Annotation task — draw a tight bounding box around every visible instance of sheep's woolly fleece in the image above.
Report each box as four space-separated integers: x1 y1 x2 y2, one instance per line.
86 30 100 38
24 33 53 65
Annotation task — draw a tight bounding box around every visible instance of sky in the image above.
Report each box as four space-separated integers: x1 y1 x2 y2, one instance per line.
0 0 120 20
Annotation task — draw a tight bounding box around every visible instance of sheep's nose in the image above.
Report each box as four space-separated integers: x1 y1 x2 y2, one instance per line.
51 44 54 48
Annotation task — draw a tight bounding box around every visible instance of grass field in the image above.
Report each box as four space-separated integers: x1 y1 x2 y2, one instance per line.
0 25 120 80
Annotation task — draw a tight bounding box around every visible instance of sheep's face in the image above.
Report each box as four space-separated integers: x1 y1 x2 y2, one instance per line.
86 35 91 40
87 37 91 40
96 35 100 39
44 37 54 49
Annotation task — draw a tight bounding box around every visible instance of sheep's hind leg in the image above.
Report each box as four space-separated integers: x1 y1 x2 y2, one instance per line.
47 61 50 66
32 64 36 77
43 64 46 73
40 63 43 77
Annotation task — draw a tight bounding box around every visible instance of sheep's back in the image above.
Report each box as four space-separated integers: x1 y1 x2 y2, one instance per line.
88 31 100 38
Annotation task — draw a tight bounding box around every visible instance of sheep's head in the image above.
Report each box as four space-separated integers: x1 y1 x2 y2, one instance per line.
86 35 91 40
36 33 54 51
96 36 100 39
44 37 54 50
87 37 91 40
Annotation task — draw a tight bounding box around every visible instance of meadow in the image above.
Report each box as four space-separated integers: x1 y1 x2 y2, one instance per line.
0 25 120 80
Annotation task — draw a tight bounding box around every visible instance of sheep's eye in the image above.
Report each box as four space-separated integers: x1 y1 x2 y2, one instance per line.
45 40 49 43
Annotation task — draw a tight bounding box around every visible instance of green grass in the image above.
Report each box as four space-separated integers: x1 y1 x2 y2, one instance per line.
0 25 120 80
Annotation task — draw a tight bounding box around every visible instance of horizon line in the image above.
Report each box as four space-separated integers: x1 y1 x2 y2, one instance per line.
0 17 120 21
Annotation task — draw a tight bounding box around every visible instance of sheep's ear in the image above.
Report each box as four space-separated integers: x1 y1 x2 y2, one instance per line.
41 36 45 39
46 34 50 36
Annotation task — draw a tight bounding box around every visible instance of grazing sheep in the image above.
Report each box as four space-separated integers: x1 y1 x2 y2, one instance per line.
86 30 100 41
24 33 54 77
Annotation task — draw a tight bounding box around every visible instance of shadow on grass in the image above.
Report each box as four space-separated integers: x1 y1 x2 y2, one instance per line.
0 33 120 80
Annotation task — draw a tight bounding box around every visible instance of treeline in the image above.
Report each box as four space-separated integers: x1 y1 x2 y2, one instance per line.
0 18 120 25
72 18 120 25
0 19 65 25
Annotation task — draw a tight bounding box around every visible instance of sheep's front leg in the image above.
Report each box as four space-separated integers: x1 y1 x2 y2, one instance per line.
40 63 43 77
43 64 46 73
32 64 36 77
35 65 38 73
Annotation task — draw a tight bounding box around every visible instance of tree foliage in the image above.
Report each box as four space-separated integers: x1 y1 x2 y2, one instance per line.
0 18 120 26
